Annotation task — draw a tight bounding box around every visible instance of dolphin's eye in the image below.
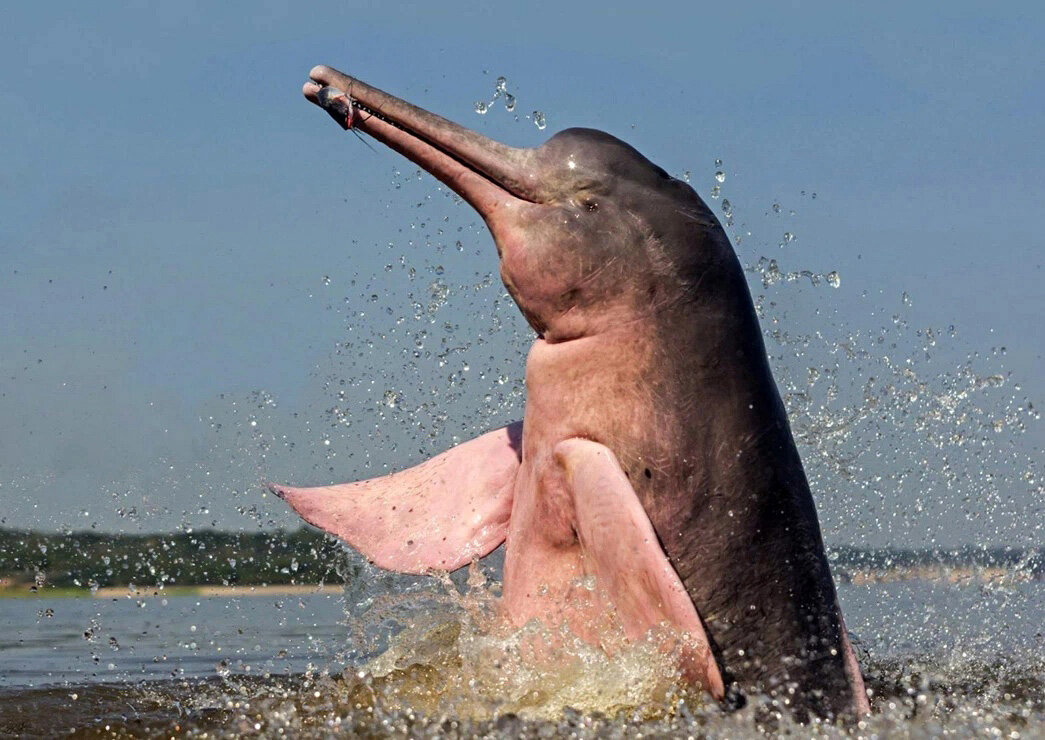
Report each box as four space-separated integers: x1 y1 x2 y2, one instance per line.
572 195 599 212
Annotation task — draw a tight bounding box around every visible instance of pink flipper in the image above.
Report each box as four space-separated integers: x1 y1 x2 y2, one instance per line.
554 438 725 699
838 610 872 715
270 422 521 573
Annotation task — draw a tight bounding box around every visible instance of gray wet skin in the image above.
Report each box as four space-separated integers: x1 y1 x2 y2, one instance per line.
301 65 868 719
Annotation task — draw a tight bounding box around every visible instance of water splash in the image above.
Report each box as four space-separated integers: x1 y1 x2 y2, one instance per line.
474 76 520 118
348 570 691 721
471 74 547 129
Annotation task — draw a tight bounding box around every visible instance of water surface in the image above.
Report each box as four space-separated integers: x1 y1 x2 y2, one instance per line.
1 579 1040 737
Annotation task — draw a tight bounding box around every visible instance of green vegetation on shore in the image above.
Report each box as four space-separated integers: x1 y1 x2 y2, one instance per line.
0 527 348 591
0 528 1040 592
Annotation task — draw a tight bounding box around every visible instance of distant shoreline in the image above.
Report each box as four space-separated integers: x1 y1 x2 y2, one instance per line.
0 583 346 599
0 566 1038 599
2 527 1040 597
838 565 1040 586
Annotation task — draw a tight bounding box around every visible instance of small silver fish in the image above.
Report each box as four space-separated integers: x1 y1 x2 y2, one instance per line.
316 86 355 130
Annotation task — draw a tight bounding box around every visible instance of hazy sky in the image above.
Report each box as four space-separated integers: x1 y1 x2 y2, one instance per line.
1 2 1041 547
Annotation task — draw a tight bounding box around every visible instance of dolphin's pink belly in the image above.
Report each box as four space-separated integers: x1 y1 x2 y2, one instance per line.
500 332 678 631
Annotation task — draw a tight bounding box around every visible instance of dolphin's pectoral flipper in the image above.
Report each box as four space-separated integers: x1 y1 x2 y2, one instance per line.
837 608 872 714
553 438 725 699
271 422 522 574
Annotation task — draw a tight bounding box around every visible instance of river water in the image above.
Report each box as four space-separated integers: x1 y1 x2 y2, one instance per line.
0 576 1041 737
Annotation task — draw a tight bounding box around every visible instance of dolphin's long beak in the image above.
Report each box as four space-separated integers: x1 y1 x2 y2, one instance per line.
303 65 537 220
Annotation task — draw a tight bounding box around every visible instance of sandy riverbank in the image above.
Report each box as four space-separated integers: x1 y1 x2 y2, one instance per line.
0 583 346 599
93 583 346 599
840 566 1039 585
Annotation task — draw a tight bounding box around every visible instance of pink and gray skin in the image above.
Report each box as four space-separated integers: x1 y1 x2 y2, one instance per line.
272 65 870 719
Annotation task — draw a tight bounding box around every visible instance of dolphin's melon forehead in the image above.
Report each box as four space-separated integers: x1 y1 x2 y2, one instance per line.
535 127 674 188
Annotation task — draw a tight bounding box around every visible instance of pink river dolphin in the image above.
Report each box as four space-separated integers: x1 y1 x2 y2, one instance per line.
271 65 870 719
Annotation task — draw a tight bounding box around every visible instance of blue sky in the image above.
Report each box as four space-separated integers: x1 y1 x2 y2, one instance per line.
1 2 1040 547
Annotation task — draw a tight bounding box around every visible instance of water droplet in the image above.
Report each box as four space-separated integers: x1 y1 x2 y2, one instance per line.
532 111 546 130
474 101 489 115
715 171 726 183
783 232 795 244
827 271 841 288
721 199 733 217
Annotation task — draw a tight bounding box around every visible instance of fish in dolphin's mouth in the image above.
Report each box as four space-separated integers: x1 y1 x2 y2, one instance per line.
303 68 541 211
313 86 356 129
